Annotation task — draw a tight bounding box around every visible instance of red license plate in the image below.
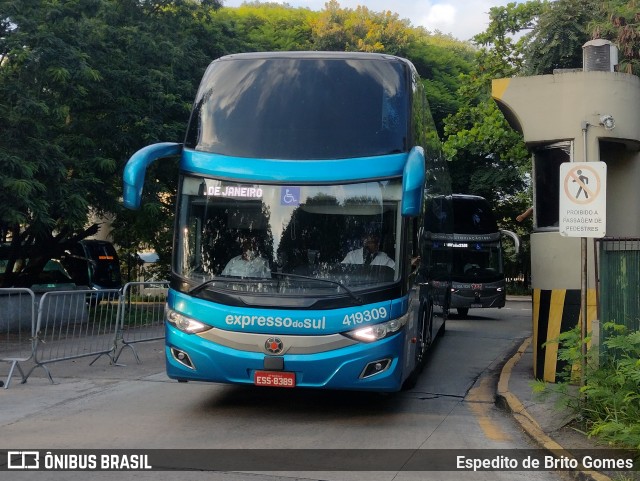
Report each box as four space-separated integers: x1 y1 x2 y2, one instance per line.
254 371 296 388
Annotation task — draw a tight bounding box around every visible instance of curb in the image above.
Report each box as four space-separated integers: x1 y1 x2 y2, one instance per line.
497 337 612 481
505 295 532 302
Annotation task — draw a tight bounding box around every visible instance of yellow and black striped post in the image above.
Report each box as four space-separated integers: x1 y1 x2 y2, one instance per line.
532 288 597 382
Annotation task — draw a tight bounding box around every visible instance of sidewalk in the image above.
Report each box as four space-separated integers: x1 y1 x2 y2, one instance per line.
497 336 629 481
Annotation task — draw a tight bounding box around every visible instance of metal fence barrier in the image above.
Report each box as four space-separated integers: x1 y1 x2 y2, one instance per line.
29 288 123 383
0 281 168 388
0 288 36 388
114 281 169 363
597 237 640 358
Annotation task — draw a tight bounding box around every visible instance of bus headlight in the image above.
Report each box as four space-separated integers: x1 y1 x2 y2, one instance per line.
344 314 408 343
166 307 211 334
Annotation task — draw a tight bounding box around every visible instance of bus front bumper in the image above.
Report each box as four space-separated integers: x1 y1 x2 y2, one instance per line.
165 323 408 392
450 290 505 309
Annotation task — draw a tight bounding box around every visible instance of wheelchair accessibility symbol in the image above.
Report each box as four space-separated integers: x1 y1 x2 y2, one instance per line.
281 187 300 206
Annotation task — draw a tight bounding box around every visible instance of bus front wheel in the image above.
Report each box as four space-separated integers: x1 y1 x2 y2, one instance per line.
417 302 433 367
457 307 469 317
402 302 433 390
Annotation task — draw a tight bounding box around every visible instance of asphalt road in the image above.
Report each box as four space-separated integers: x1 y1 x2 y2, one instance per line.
0 299 566 481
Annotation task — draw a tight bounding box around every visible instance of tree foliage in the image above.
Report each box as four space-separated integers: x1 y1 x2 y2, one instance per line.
311 0 412 54
406 34 475 137
473 0 640 77
441 0 640 286
215 2 314 51
1 0 112 285
0 0 212 285
441 0 640 227
442 2 537 209
591 1 640 75
0 0 475 285
473 0 544 76
522 0 600 75
10 0 635 286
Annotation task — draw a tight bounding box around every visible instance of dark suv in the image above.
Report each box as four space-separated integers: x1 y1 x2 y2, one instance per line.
61 240 122 292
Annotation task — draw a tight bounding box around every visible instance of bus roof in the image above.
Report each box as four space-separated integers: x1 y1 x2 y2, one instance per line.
451 194 498 234
213 51 413 64
185 52 415 160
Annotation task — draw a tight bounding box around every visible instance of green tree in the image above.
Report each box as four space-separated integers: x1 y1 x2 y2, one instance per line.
486 0 640 76
591 1 640 75
445 0 640 287
405 32 475 137
1 0 112 285
0 0 214 286
223 2 314 51
450 0 637 205
440 2 536 288
311 0 412 54
441 1 537 204
522 0 599 75
0 0 514 287
473 0 544 77
443 101 529 203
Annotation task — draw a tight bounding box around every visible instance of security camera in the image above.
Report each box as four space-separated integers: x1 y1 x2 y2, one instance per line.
599 114 615 130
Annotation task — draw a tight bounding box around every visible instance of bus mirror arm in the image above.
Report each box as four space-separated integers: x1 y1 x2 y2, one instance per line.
500 229 521 255
401 147 425 217
123 142 182 209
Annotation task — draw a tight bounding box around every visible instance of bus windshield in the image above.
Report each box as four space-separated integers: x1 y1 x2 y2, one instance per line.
175 175 403 297
450 241 503 283
184 54 409 159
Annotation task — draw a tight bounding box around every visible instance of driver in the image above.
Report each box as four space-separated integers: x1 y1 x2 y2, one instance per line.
342 233 395 268
221 239 271 278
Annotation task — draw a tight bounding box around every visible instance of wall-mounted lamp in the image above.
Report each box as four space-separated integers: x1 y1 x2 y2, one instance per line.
599 114 615 131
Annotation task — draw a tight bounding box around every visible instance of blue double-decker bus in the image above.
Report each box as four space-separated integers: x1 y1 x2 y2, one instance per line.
123 52 449 391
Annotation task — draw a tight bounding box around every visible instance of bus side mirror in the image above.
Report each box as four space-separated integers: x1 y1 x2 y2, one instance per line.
123 142 182 209
401 146 425 217
501 229 521 255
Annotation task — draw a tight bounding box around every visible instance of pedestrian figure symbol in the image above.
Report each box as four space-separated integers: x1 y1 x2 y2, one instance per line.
560 162 606 237
563 164 600 205
573 170 589 199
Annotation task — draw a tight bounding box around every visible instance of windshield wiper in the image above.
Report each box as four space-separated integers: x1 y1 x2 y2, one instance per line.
270 271 363 305
188 278 218 296
188 276 266 295
188 273 363 305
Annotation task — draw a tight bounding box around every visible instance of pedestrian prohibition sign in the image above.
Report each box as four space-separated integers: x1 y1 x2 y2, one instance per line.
559 162 606 238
